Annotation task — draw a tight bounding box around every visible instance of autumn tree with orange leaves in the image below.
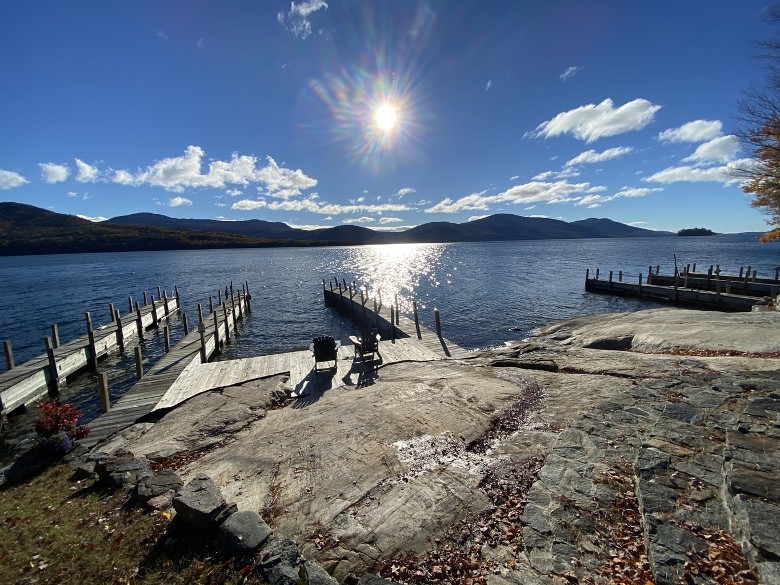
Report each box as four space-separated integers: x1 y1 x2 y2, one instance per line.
737 6 780 242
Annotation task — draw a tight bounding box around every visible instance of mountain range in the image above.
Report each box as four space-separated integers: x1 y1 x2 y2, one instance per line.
0 202 671 256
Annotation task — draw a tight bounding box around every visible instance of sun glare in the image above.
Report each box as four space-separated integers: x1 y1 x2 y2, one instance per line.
375 103 397 131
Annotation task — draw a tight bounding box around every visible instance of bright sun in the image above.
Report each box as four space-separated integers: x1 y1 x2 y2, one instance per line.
375 103 397 131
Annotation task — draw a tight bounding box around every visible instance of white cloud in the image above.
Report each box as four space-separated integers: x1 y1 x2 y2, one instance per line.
574 186 662 207
528 98 661 143
510 175 519 180
67 191 78 197
528 214 549 219
110 146 317 198
231 197 409 215
559 66 582 81
0 169 29 189
226 188 243 196
39 162 70 184
75 158 99 182
682 135 740 164
396 187 416 197
628 221 647 226
82 193 92 200
169 196 193 207
76 214 107 222
644 159 750 185
343 216 375 224
196 37 204 49
379 216 403 224
215 202 226 207
565 146 633 167
532 171 556 181
468 215 490 222
485 80 493 91
156 30 168 40
613 187 662 198
278 0 328 39
658 120 722 143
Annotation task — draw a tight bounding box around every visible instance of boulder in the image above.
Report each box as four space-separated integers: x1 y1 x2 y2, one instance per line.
258 535 302 585
218 510 272 553
172 474 231 529
94 449 151 489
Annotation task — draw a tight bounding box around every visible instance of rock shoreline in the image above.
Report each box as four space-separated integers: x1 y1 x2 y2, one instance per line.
78 307 780 585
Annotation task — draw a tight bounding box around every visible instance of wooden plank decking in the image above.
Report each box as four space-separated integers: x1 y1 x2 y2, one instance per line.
0 298 178 414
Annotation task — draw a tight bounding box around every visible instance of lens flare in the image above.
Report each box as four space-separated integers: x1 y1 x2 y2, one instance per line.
375 103 397 131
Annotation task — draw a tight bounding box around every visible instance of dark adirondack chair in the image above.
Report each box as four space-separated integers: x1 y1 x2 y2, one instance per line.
349 328 380 361
311 336 339 373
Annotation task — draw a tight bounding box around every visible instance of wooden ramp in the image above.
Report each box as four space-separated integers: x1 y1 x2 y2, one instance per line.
82 291 248 448
154 335 446 411
0 298 178 414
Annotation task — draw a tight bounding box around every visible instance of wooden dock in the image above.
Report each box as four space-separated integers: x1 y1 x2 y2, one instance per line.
0 292 180 414
585 266 776 311
82 287 250 448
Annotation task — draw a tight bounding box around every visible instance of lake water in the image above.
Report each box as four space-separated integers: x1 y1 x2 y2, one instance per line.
0 234 777 447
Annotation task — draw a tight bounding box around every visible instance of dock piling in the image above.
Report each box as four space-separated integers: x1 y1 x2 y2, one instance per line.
218 290 223 306
638 273 643 295
143 291 148 306
109 303 116 323
3 340 14 371
157 286 162 299
98 373 110 413
197 303 203 325
128 296 133 313
618 270 623 282
85 312 97 370
595 268 600 280
114 309 125 352
134 346 143 381
198 323 207 364
163 325 170 353
174 285 180 307
163 291 170 316
434 308 442 337
209 296 214 314
222 303 230 342
50 323 60 348
135 302 145 341
44 336 59 396
182 312 189 336
213 312 221 352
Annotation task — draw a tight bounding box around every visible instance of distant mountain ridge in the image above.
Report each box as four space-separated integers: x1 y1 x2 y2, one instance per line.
1 202 671 256
106 210 669 244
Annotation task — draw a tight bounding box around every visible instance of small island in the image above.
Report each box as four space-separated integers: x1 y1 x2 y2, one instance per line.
677 227 716 236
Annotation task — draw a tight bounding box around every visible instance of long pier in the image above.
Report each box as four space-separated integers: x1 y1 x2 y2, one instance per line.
585 265 779 311
82 285 251 448
0 291 180 414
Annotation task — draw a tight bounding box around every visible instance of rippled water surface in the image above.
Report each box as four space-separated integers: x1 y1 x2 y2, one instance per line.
0 235 777 446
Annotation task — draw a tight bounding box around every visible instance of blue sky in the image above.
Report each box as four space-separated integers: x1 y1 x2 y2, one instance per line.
0 1 775 233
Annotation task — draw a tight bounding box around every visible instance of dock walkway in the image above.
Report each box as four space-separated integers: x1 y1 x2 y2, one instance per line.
0 296 179 414
82 290 248 447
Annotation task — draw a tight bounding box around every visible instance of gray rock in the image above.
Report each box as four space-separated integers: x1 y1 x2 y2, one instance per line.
355 573 395 585
136 470 183 501
733 496 780 558
661 402 703 424
745 397 780 418
94 450 152 488
636 479 677 513
146 490 176 511
304 561 339 585
259 535 302 585
172 474 229 529
218 510 272 553
635 447 671 479
729 467 780 500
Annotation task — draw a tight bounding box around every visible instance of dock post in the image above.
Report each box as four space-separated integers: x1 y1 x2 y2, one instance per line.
245 280 250 297
163 325 170 353
413 301 421 339
174 285 180 308
230 293 238 331
98 372 110 413
182 312 189 336
656 265 660 275
618 270 622 282
390 306 396 340
3 340 14 371
673 269 679 302
128 296 133 313
213 312 221 352
135 302 145 341
198 323 207 363
151 298 158 328
775 267 780 282
322 279 326 296
197 303 204 324
707 266 713 284
716 264 720 275
163 291 170 317
114 309 125 352
143 291 148 306
374 298 379 328
85 312 97 370
222 303 230 342
237 293 244 320
739 266 744 278
244 286 252 314
692 262 697 273
218 290 223 306
716 273 722 303
585 268 589 281
209 296 214 314
744 266 752 285
638 273 643 295
109 303 116 323
44 336 59 396
50 323 60 348
752 270 757 283
134 346 143 380
434 308 442 337
608 271 613 290
595 268 600 280
342 278 347 290
157 286 162 299
684 269 689 289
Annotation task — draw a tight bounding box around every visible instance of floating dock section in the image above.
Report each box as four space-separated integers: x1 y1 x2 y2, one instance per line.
0 289 181 414
585 264 780 311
